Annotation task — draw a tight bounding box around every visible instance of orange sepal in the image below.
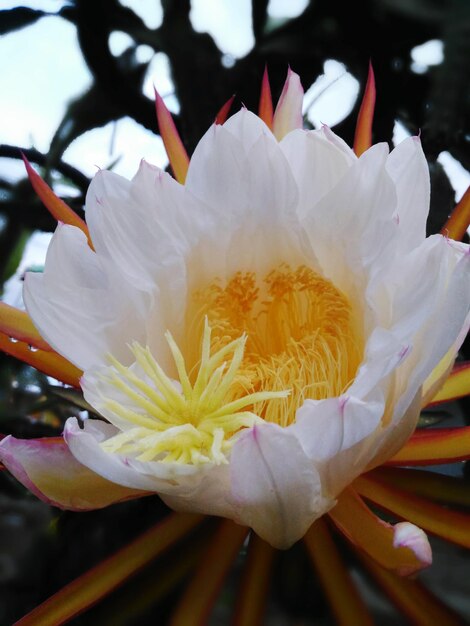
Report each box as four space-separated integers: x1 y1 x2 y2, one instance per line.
427 361 470 406
304 518 374 626
357 550 465 626
441 184 470 241
0 302 51 352
14 513 203 626
154 88 190 184
258 66 274 129
170 520 248 626
0 331 82 387
22 154 93 248
215 95 235 125
355 473 470 549
232 534 274 626
367 467 470 508
353 62 376 156
328 487 430 575
387 426 470 466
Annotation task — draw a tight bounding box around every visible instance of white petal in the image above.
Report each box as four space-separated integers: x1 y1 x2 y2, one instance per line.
223 108 273 149
159 464 237 520
281 127 355 217
23 225 139 370
302 143 398 291
65 417 240 521
348 327 410 400
321 125 357 159
85 167 187 291
0 434 145 510
64 418 201 491
422 314 470 405
368 388 422 470
386 137 429 252
291 393 384 497
292 394 383 462
243 131 298 221
273 68 304 140
377 236 448 333
230 423 334 549
391 244 470 423
185 123 245 213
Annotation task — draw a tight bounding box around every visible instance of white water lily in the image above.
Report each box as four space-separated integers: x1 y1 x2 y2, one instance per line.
2 71 470 550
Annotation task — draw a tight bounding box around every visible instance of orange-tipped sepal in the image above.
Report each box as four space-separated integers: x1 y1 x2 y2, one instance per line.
328 487 431 576
355 472 470 549
387 426 470 466
441 185 470 241
215 95 235 125
258 66 274 129
154 88 190 184
427 361 470 406
22 154 93 248
353 62 376 156
0 302 51 352
0 331 82 387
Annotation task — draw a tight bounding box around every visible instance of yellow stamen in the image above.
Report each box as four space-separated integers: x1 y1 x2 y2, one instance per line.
100 319 289 464
187 264 362 427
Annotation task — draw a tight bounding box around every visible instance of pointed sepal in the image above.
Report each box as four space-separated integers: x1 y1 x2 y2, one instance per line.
215 95 235 125
154 88 190 184
258 66 274 129
22 154 93 248
353 62 376 156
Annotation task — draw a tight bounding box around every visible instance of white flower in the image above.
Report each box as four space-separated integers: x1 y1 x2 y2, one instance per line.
11 73 470 548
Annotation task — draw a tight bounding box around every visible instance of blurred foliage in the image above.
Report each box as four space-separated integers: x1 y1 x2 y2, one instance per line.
0 0 469 624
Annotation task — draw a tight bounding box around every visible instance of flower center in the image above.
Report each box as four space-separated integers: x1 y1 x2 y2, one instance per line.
186 264 361 427
99 264 361 465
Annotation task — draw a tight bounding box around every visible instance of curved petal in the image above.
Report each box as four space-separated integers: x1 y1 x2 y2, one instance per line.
272 68 304 140
223 108 272 150
230 423 334 549
65 418 200 490
391 243 470 424
85 164 194 293
302 143 398 292
281 127 355 217
292 392 384 497
158 465 238 521
65 418 239 521
348 327 410 400
185 123 245 213
386 137 429 253
242 131 298 222
292 394 383 462
23 225 147 370
0 435 145 510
